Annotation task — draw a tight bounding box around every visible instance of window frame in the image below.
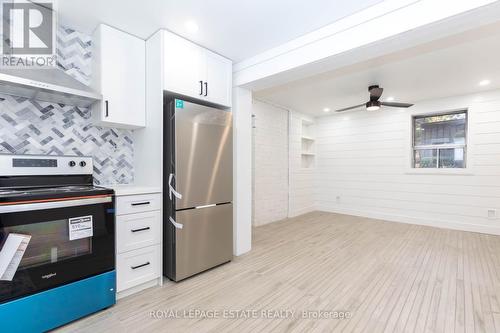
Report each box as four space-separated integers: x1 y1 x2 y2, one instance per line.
411 109 468 170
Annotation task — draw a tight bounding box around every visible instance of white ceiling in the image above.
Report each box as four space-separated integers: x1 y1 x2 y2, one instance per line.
57 0 381 62
254 22 500 116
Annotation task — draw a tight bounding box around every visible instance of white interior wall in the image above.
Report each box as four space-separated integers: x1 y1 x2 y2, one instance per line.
314 90 500 235
252 101 316 225
252 100 289 226
233 87 253 255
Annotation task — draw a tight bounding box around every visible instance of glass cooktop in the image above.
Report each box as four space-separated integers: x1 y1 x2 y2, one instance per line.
0 185 113 203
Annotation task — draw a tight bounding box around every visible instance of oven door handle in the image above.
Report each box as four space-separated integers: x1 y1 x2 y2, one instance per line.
0 196 113 213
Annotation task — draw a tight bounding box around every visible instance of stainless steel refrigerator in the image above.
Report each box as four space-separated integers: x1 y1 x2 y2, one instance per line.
163 95 233 281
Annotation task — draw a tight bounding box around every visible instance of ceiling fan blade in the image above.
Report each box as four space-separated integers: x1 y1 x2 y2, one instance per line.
380 102 414 108
369 87 383 101
335 103 365 112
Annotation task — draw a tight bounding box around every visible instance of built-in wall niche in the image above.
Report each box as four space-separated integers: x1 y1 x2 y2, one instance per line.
301 119 315 169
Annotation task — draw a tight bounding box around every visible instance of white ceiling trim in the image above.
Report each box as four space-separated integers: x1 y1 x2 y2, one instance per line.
233 0 499 88
254 21 500 116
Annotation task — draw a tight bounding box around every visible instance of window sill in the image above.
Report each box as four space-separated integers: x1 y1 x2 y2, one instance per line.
404 168 474 176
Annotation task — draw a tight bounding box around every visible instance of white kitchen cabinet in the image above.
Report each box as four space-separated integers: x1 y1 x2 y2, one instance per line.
162 31 232 107
116 192 162 215
116 245 161 292
204 51 232 106
116 211 161 253
92 24 146 129
163 32 205 99
112 186 162 299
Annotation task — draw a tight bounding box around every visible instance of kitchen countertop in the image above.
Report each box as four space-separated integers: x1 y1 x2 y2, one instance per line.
108 184 162 196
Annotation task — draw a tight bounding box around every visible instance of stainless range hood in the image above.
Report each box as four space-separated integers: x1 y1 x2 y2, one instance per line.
0 68 101 107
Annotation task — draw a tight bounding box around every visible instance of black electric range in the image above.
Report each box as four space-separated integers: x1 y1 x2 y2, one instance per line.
0 154 116 332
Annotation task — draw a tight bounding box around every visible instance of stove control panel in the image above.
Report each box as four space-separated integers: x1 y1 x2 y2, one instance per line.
0 155 93 176
13 158 58 168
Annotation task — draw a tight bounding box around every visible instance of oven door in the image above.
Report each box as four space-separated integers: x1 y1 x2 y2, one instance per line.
0 195 114 304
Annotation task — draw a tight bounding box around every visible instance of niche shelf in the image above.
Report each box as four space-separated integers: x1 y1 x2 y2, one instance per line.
300 119 315 169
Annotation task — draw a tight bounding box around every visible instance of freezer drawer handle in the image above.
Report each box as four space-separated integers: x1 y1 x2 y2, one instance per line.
131 262 150 270
131 201 150 206
168 173 183 200
131 227 150 233
169 216 183 229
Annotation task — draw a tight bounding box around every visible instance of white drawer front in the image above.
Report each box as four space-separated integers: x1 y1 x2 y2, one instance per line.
117 211 161 253
116 245 161 292
116 193 161 215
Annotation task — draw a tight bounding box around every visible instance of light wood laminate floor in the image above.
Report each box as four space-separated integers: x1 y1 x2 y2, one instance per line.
56 212 500 333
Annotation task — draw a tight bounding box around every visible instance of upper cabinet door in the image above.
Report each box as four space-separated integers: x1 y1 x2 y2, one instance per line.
163 33 205 99
161 31 232 108
204 50 232 107
92 24 146 129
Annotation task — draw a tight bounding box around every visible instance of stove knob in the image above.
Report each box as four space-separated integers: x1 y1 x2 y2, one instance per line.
68 161 76 167
79 161 87 167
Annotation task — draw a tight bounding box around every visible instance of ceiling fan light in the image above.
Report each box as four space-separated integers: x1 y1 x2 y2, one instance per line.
366 100 380 111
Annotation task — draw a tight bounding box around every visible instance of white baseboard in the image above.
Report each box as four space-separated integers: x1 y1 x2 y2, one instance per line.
253 216 287 227
318 206 500 235
289 205 315 218
252 206 316 228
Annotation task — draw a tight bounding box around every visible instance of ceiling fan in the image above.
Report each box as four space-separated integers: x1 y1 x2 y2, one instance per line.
335 85 414 112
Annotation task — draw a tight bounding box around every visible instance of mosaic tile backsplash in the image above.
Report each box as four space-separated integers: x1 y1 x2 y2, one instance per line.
0 25 134 185
0 94 133 184
56 25 92 86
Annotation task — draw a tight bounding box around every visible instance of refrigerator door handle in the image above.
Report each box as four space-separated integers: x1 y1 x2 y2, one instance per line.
169 216 183 229
168 173 183 200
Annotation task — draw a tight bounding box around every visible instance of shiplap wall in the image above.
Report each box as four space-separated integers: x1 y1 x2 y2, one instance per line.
252 101 316 225
315 90 500 235
252 100 289 226
289 111 316 217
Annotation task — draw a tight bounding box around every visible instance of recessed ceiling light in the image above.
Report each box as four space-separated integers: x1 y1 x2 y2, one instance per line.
479 79 491 86
185 20 199 33
386 96 395 102
323 107 330 112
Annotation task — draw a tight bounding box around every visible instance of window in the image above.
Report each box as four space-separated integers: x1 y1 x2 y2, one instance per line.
412 110 467 168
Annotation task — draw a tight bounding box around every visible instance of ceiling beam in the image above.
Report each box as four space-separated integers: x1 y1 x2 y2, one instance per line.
234 0 500 90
